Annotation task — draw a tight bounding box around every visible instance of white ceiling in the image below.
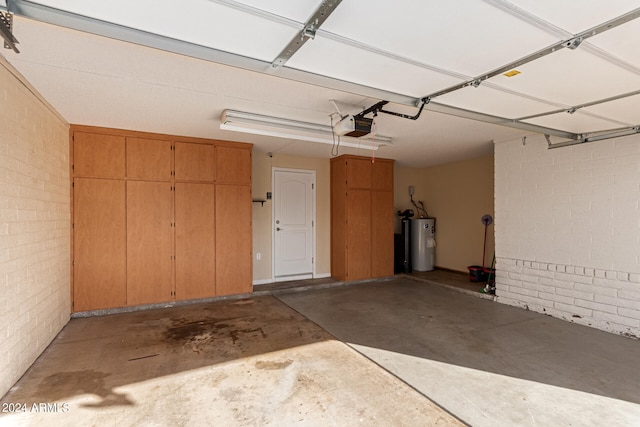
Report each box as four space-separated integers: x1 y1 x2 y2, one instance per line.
2 0 640 167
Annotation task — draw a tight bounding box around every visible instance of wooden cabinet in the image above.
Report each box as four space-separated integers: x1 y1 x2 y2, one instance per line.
73 132 125 178
346 189 372 281
331 155 394 281
216 146 251 184
73 178 126 311
372 160 394 191
175 142 215 182
216 184 252 295
175 183 216 300
126 137 173 181
346 157 372 189
126 181 174 306
71 126 252 312
371 190 394 277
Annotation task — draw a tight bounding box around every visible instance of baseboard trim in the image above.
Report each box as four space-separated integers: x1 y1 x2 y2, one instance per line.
435 266 468 276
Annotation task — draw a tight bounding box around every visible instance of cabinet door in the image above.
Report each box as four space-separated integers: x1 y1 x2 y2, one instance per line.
371 161 394 191
371 191 394 278
73 178 126 311
127 181 174 305
346 157 372 189
74 132 125 178
216 184 252 295
346 190 371 281
126 137 173 181
175 142 215 182
216 146 251 185
175 183 215 300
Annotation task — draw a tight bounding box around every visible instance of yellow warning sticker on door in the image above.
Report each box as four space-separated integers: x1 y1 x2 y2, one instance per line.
503 69 521 77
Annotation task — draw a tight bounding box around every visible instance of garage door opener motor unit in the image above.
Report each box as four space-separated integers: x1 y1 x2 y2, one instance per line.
333 115 373 137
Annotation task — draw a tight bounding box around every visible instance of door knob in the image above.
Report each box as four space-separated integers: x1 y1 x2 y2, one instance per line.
276 227 282 231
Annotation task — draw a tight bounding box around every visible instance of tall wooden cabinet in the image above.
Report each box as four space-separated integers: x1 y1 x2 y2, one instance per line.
71 126 252 312
73 177 126 311
330 155 394 281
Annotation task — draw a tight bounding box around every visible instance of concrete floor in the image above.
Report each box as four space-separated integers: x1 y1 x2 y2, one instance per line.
0 294 459 426
279 275 640 426
2 272 639 426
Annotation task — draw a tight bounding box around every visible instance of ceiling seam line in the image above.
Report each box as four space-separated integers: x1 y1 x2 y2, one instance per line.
419 7 640 101
525 112 632 131
579 43 640 77
0 53 67 124
481 0 570 39
423 101 578 140
316 30 470 81
480 82 568 109
573 111 633 128
206 0 303 30
515 89 640 122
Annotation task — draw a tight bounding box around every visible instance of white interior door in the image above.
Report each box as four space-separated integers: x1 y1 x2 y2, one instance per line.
273 169 315 280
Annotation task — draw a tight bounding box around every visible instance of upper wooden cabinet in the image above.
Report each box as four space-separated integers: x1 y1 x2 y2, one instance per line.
73 132 125 178
216 146 251 185
371 160 394 191
126 137 173 181
346 157 373 189
344 156 393 191
175 142 215 182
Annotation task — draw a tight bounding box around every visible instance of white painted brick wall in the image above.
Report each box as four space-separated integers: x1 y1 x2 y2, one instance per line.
0 58 70 397
495 135 640 338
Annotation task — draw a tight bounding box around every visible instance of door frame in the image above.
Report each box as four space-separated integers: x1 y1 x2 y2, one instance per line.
272 167 316 282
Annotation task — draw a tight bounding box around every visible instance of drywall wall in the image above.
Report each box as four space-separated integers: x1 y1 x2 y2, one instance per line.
394 155 495 272
252 152 330 284
0 56 70 397
495 134 640 337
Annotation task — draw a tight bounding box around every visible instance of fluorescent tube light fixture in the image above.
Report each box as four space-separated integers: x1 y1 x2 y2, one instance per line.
220 110 392 150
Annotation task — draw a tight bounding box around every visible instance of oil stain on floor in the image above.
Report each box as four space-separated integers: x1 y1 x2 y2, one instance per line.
0 296 463 426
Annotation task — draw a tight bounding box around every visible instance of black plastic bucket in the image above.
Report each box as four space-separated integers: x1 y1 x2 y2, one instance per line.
468 265 487 282
483 267 496 285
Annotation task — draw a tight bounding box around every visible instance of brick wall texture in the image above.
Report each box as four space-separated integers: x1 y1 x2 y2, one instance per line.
495 134 640 338
0 58 70 397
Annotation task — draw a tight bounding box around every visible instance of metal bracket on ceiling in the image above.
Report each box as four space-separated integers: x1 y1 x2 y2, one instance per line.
302 21 318 40
565 36 583 50
547 125 640 149
0 10 19 53
271 0 342 69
